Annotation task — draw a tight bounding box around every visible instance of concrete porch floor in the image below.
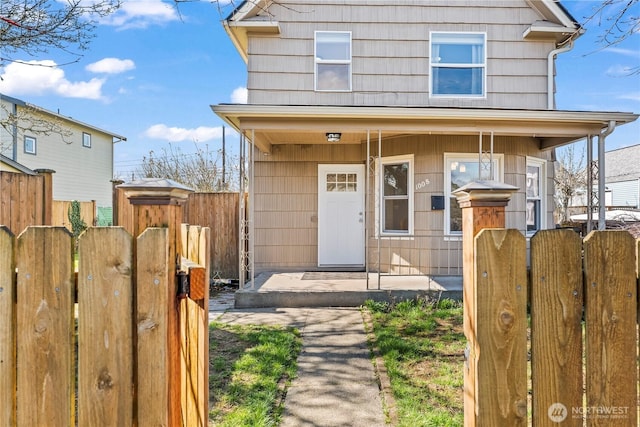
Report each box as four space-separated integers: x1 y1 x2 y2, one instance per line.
234 272 463 308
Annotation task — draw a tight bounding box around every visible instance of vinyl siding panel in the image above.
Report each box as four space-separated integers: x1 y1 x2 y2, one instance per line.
252 135 554 272
246 0 554 109
10 108 115 207
608 180 640 208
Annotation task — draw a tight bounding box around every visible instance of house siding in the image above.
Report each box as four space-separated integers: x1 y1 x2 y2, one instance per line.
11 108 115 207
246 0 554 109
608 180 639 208
252 135 553 272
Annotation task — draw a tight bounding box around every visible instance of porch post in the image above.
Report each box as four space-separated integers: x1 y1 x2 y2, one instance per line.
238 132 251 289
377 130 382 290
366 130 370 289
453 180 518 427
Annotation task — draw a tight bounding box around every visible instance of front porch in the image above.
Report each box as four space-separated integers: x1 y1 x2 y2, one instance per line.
234 271 463 308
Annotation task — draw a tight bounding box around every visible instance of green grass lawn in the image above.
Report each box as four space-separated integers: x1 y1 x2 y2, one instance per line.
208 322 302 427
365 298 465 427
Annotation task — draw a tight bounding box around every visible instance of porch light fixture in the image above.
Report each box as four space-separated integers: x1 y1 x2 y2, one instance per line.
326 132 341 143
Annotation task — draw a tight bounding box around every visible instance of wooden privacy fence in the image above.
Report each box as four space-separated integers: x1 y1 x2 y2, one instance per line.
113 181 240 279
0 224 210 426
52 200 96 229
469 228 639 426
0 170 53 233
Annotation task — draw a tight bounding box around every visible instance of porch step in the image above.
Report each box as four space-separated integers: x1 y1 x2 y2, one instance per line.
234 288 463 309
233 272 463 308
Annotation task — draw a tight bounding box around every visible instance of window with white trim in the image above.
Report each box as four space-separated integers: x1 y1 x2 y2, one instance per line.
24 136 36 155
526 157 546 234
315 31 351 91
82 132 92 148
377 155 414 235
430 32 486 97
445 153 503 235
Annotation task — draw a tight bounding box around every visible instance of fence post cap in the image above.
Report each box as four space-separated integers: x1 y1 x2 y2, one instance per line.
117 178 194 205
453 180 519 205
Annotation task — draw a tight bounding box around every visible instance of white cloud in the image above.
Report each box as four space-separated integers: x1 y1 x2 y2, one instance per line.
86 58 135 74
618 92 640 102
606 47 640 59
605 64 635 77
0 60 105 100
144 124 222 142
102 0 179 29
231 86 248 104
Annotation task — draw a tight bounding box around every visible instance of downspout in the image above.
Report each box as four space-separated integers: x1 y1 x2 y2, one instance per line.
597 120 616 230
11 101 18 160
547 39 574 110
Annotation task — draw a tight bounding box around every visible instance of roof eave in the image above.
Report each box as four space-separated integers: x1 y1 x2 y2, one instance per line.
211 104 638 152
22 102 127 142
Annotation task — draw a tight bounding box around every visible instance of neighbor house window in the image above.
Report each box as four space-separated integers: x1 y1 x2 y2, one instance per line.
445 153 503 235
526 157 546 234
377 154 414 235
82 132 91 148
24 136 36 155
430 32 486 97
315 31 351 91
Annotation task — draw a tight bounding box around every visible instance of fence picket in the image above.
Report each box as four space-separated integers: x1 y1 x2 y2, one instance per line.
180 224 210 426
136 227 170 426
474 229 528 425
77 227 134 426
16 227 75 427
583 231 637 427
530 229 583 426
0 227 16 425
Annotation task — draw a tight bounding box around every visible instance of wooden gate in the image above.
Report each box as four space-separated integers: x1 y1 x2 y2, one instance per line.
469 229 639 426
0 224 210 426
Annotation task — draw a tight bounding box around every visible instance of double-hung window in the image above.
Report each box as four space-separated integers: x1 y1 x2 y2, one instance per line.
377 155 414 235
430 32 486 97
315 31 351 91
526 157 546 234
445 153 503 235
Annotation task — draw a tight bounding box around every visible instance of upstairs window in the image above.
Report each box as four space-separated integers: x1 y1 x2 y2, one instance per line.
430 32 486 97
82 132 92 148
315 31 351 91
24 136 36 155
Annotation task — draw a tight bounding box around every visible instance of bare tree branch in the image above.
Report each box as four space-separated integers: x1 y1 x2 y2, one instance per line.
136 143 240 192
0 0 121 66
0 102 74 155
554 143 587 224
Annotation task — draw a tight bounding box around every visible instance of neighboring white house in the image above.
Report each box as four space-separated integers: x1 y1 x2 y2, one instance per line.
0 94 126 222
605 144 640 209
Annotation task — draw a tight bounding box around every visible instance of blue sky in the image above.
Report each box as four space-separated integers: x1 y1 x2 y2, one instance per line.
0 0 638 179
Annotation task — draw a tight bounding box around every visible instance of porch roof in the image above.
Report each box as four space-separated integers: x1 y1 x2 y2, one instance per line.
212 104 638 154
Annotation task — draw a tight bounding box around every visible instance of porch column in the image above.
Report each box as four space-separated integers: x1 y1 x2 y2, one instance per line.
452 180 518 427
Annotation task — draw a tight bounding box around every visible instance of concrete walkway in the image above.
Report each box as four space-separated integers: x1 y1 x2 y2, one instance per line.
213 307 388 426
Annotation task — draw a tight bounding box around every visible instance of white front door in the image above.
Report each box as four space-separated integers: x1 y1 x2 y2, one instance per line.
318 164 365 267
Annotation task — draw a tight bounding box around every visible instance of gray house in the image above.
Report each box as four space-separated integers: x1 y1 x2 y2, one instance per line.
606 144 640 209
213 0 638 283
